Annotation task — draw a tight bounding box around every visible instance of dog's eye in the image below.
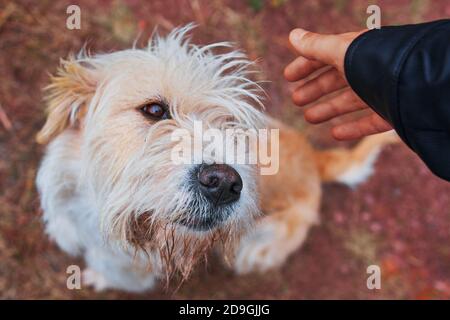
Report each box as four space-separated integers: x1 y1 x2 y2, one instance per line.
140 103 170 120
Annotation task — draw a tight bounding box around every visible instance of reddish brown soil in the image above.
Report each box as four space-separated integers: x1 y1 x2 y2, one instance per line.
1 0 450 299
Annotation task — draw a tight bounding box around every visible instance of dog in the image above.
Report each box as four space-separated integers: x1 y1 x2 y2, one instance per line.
36 25 397 292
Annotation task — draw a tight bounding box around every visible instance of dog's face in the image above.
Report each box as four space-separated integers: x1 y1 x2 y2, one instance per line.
38 26 265 275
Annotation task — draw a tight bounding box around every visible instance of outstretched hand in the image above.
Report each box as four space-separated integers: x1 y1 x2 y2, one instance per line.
284 28 392 140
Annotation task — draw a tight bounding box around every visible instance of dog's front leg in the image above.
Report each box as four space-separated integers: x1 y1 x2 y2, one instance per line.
82 246 159 293
233 203 318 274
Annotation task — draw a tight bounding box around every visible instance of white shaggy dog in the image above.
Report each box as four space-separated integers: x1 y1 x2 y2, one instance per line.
37 25 265 291
36 25 397 292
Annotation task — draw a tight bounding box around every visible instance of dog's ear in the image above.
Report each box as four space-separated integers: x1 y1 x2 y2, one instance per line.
37 56 98 144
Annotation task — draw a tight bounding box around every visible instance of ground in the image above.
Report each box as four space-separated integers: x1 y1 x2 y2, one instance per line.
1 0 450 299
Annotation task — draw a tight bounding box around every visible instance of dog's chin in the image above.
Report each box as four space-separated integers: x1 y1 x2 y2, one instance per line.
177 216 223 232
175 205 237 232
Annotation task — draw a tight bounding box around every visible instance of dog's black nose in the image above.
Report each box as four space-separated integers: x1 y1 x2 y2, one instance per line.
197 164 242 205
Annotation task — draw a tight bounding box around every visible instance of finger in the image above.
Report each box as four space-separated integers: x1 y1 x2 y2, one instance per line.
304 88 367 123
284 56 325 82
332 113 393 140
292 68 347 106
289 28 344 67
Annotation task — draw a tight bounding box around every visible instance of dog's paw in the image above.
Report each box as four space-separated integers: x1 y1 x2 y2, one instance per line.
233 229 277 274
233 221 288 274
82 268 109 292
233 216 310 274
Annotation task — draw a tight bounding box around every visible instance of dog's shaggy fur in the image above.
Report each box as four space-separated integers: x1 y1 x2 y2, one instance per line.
36 25 397 292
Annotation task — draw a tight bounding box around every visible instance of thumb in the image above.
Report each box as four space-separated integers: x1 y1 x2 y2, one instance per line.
289 28 346 69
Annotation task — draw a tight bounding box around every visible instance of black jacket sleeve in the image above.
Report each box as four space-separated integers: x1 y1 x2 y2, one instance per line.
344 19 450 181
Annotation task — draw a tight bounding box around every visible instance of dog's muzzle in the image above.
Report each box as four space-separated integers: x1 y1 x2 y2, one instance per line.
177 164 243 231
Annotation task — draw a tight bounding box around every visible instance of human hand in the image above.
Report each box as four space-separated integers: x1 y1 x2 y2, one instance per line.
284 29 393 140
